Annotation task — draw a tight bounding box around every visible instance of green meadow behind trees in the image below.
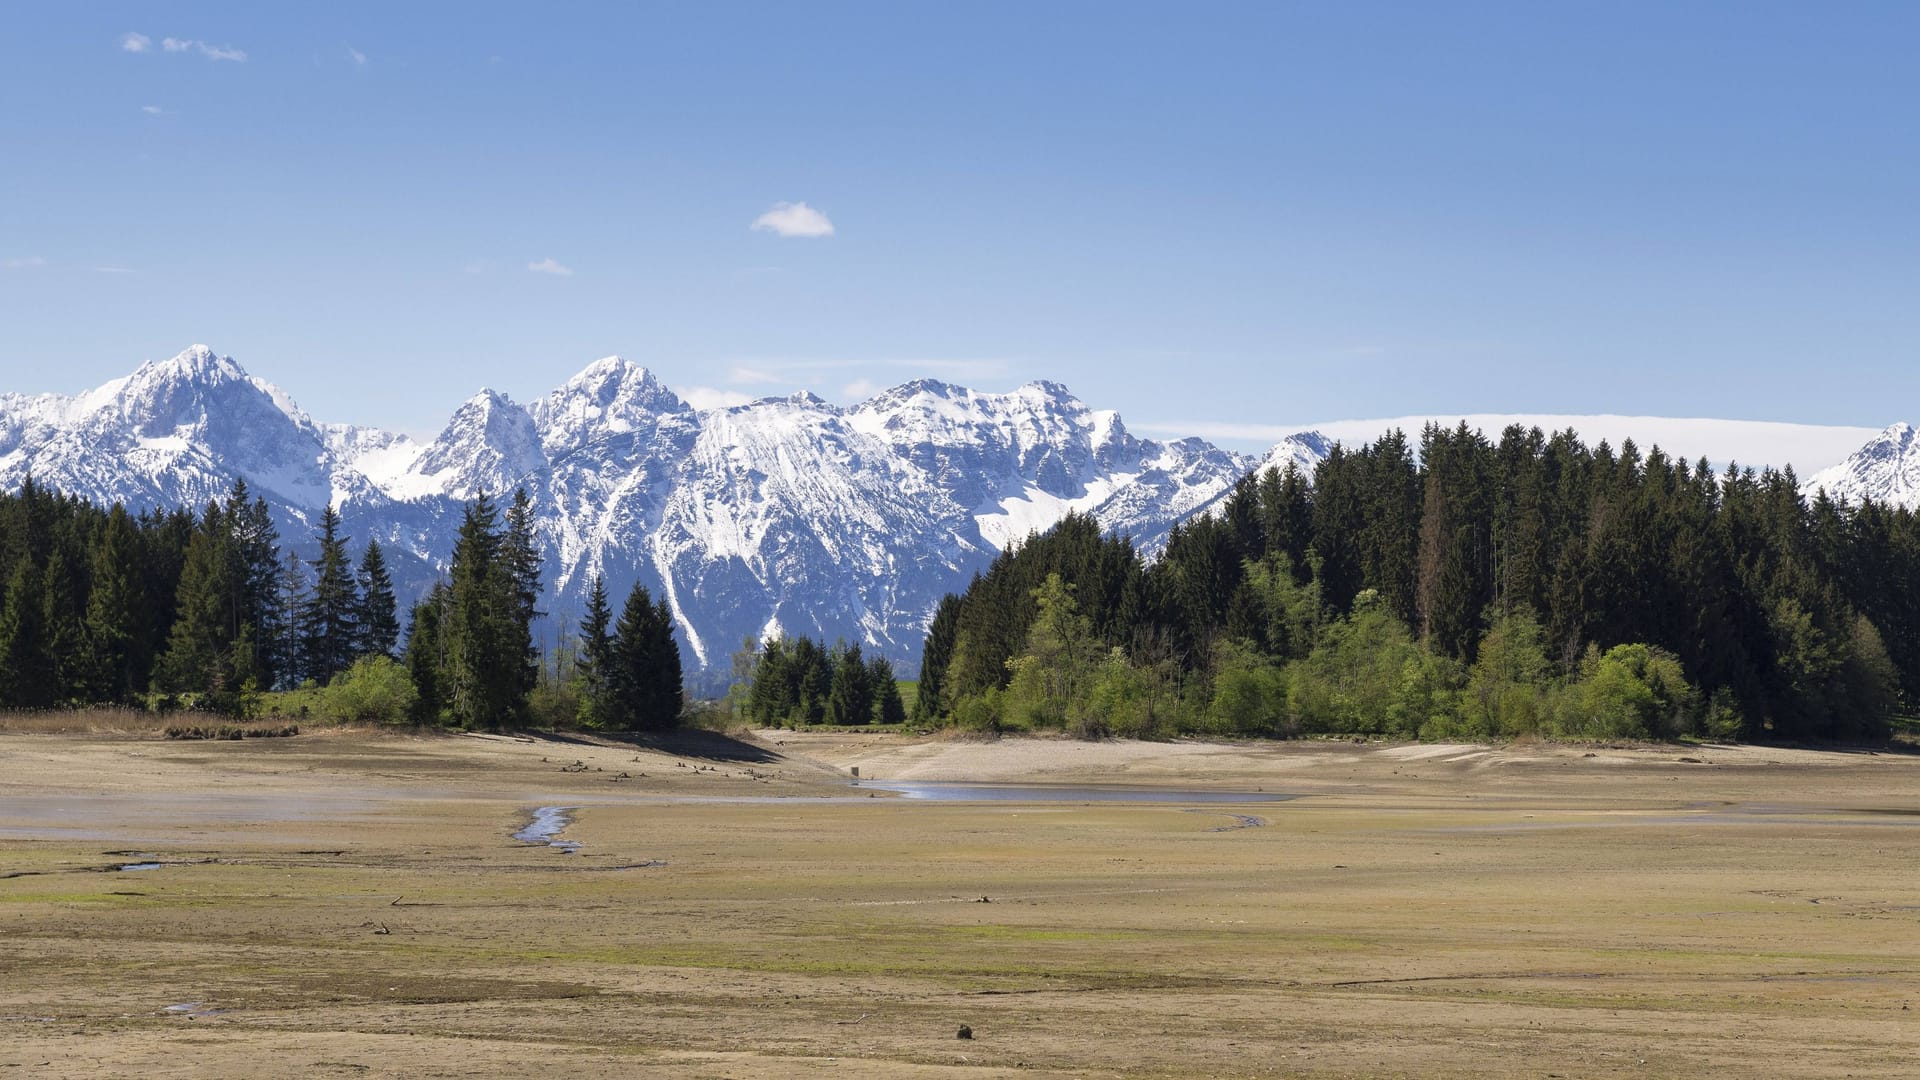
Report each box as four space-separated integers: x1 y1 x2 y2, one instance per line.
898 423 1915 745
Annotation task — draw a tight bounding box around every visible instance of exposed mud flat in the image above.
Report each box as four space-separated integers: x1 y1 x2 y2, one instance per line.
1 727 1917 1077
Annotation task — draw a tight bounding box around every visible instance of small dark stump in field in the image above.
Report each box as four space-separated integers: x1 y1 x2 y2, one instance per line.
956 1024 972 1040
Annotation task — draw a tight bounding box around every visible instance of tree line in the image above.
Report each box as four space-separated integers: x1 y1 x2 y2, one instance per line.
737 634 908 727
907 424 1917 744
0 479 683 731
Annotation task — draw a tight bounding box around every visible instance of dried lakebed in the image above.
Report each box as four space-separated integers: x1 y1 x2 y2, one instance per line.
2 729 1917 1079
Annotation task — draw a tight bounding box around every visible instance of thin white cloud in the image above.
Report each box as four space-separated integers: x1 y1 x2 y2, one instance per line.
728 366 785 385
161 37 247 62
141 104 167 115
3 256 46 270
842 378 881 401
527 257 573 276
752 201 835 239
93 266 137 275
121 32 152 53
347 46 368 66
1133 413 1886 474
677 386 756 411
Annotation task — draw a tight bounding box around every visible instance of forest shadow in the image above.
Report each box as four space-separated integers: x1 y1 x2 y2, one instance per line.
524 728 784 764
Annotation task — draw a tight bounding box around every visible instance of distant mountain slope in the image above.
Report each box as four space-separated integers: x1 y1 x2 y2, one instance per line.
0 346 1329 681
1803 423 1920 508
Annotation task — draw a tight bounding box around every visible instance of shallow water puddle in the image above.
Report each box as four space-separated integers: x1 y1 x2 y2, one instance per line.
514 806 582 852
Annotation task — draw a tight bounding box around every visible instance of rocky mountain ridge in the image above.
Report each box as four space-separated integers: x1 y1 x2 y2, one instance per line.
0 346 1329 680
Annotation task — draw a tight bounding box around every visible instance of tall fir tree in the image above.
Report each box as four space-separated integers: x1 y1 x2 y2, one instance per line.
227 482 283 687
156 504 240 696
575 574 614 726
825 642 872 725
300 505 359 683
445 494 525 728
40 547 87 704
0 557 50 707
355 539 400 658
404 584 450 724
608 582 682 730
869 655 908 725
503 488 543 701
84 505 142 701
914 594 961 722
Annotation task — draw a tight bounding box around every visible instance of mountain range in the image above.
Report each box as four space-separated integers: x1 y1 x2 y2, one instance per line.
0 346 1325 682
2 345 1910 684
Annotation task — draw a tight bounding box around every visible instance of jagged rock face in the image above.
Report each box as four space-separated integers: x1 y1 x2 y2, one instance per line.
1803 423 1920 508
0 345 1336 683
846 379 1252 553
0 345 339 521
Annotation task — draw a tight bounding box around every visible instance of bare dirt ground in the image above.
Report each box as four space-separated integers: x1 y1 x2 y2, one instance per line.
2 724 1917 1078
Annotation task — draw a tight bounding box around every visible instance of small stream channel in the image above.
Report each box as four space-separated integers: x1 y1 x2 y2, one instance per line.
513 806 581 852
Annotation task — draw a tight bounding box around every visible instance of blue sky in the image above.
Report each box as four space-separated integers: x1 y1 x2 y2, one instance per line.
3 3 1918 450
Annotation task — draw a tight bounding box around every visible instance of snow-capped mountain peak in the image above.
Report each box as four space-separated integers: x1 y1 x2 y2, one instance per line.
531 356 689 455
399 388 544 500
1804 422 1920 507
0 345 1337 683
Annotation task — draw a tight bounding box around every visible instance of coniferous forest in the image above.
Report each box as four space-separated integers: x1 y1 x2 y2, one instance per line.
899 424 1918 744
0 479 683 730
9 420 1920 746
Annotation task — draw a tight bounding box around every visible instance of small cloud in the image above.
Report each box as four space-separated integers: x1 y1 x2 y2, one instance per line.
527 257 573 276
121 32 152 53
842 378 881 401
141 104 167 115
3 256 46 270
347 46 367 66
678 386 755 411
461 259 492 275
751 201 835 239
162 37 247 62
94 266 138 275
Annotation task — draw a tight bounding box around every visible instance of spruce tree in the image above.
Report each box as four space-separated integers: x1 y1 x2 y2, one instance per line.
404 584 449 724
446 494 523 728
793 635 831 723
355 539 400 658
608 582 681 730
826 642 871 725
275 550 307 686
40 547 87 704
228 483 283 686
156 506 239 695
575 575 614 726
300 505 359 683
84 505 142 701
503 488 543 701
914 594 961 722
868 654 907 725
0 558 50 707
